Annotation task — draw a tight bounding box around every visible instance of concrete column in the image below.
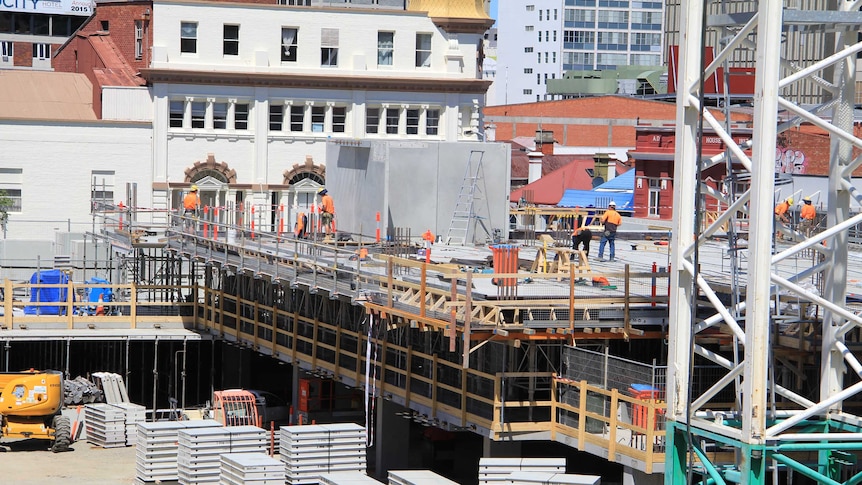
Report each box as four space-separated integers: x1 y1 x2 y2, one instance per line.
374 399 410 480
482 437 522 457
623 466 662 485
290 364 300 424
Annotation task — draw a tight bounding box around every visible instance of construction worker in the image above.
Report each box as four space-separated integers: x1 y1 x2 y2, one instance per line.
799 197 816 236
295 211 307 239
318 188 335 237
774 196 793 239
182 185 201 231
597 202 622 262
572 214 593 258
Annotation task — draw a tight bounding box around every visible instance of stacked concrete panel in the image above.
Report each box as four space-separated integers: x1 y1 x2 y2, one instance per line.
84 402 127 448
177 425 268 485
279 423 367 485
319 471 384 484
505 471 601 485
219 452 285 485
135 419 222 483
388 470 459 485
478 458 567 485
114 402 146 445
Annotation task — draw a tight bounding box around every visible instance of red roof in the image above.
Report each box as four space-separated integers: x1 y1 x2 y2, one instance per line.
511 158 606 206
88 34 146 87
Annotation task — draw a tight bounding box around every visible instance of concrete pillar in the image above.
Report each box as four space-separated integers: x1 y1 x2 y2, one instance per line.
374 399 410 480
482 437 522 457
623 466 663 485
290 364 300 424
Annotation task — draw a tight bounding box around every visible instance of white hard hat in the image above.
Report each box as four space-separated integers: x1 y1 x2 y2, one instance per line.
608 201 616 207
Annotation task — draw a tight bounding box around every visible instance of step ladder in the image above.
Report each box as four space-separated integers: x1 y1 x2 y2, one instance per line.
446 150 489 245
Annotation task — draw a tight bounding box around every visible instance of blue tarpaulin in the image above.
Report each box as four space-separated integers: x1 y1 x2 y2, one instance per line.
24 269 71 315
558 169 635 209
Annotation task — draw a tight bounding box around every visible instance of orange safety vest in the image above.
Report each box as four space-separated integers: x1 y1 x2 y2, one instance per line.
295 212 306 234
601 209 622 227
774 201 789 217
320 194 335 214
183 193 200 210
800 204 816 220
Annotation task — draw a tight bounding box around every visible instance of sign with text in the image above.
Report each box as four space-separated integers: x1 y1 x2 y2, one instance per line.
1 0 95 16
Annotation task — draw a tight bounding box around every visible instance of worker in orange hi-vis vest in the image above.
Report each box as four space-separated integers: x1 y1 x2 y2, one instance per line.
774 196 793 239
799 197 816 236
597 201 622 262
318 188 335 236
182 185 201 231
295 211 307 239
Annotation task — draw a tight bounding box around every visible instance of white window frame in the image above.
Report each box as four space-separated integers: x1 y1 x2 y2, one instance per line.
425 108 440 136
332 106 346 134
33 43 50 60
321 28 339 67
648 178 661 217
281 27 298 62
289 105 304 132
0 41 12 62
134 21 143 59
377 31 393 66
366 107 380 134
0 168 23 213
180 22 197 54
415 33 432 68
91 170 115 209
223 24 239 56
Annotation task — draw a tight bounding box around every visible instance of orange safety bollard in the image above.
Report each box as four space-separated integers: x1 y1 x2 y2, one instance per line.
250 205 256 239
651 262 657 307
375 211 381 242
423 229 434 264
203 206 210 238
278 204 284 237
213 207 220 240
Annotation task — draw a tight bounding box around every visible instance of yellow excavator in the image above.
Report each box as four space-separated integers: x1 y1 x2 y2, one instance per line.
0 369 71 452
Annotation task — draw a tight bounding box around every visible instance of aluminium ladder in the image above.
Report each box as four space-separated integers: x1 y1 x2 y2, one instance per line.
446 150 490 245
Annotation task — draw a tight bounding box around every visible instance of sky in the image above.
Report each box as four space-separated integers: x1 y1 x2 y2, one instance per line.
490 0 498 25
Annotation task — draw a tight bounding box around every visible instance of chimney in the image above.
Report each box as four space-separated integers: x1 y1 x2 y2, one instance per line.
528 151 543 184
535 130 554 155
592 153 611 187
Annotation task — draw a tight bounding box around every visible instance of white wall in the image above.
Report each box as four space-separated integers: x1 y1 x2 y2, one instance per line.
102 87 154 121
0 121 153 240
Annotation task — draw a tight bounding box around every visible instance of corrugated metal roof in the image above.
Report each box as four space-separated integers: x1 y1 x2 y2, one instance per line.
511 159 597 205
0 71 97 121
89 34 147 87
595 168 635 191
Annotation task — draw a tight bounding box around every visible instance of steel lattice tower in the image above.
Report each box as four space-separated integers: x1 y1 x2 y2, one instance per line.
667 1 862 483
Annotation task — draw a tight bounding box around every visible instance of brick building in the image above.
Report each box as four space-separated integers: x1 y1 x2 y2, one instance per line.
483 95 752 147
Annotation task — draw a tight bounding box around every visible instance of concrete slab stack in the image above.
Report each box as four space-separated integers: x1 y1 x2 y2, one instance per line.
84 402 127 448
279 423 367 485
134 419 222 483
177 425 268 485
505 471 601 485
388 469 459 485
318 471 383 484
114 402 146 445
478 458 567 485
219 452 285 485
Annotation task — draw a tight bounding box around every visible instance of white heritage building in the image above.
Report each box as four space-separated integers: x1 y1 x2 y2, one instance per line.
0 0 497 242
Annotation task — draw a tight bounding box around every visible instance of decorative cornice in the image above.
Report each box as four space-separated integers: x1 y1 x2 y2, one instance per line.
141 69 491 94
429 17 495 34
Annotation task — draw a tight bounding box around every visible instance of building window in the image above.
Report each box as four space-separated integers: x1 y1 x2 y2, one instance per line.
554 9 558 20
332 107 346 133
544 52 549 63
289 105 304 132
526 5 534 11
523 89 532 95
648 178 661 216
270 104 284 131
537 73 540 84
525 47 533 53
100 20 109 31
134 21 143 59
632 32 661 52
281 27 298 62
598 31 628 51
378 31 393 66
191 101 205 128
169 100 184 128
425 109 440 135
545 31 549 42
526 25 534 32
597 10 629 29
539 10 543 21
235 103 249 130
0 168 23 212
537 52 541 63
0 41 12 61
91 170 114 209
538 32 542 43
406 109 419 135
223 24 239 56
553 31 557 42
321 28 338 67
181 22 197 54
597 53 628 69
32 43 50 60
280 0 310 4
631 53 660 65
213 102 228 129
524 68 532 74
366 108 380 134
311 106 325 132
385 108 399 134
415 33 432 67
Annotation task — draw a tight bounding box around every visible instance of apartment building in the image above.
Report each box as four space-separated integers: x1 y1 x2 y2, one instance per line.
494 0 664 105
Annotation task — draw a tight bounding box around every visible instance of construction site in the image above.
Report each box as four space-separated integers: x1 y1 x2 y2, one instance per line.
3 1 862 485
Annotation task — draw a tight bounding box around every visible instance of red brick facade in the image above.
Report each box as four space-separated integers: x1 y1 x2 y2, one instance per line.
484 96 752 146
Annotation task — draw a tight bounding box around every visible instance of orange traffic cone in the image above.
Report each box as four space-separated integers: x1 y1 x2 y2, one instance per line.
95 294 105 316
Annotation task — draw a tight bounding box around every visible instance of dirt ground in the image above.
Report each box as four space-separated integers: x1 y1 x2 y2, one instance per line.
1 438 139 484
